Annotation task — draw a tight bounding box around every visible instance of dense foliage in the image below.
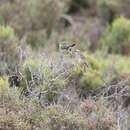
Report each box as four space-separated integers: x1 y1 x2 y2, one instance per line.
0 0 130 130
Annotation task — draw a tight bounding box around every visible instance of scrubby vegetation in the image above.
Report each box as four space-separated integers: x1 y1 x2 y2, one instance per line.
100 17 130 54
0 0 130 130
0 25 19 73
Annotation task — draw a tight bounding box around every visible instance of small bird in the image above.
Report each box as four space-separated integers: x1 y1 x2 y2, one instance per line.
60 43 76 51
59 41 76 51
59 41 90 70
59 41 76 61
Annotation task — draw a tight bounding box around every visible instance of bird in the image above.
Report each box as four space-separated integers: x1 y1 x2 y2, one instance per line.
58 41 76 61
59 41 90 71
59 41 76 51
60 43 76 51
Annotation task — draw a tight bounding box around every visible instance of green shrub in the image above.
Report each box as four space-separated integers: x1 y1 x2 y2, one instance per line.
79 68 104 91
76 52 130 92
116 57 130 75
0 2 14 23
84 53 101 70
105 55 130 78
27 0 62 37
100 17 130 54
0 25 19 71
0 77 9 94
0 85 32 130
23 59 53 82
22 58 68 102
0 0 65 38
0 25 15 39
94 52 130 81
73 52 130 93
41 105 88 130
69 53 105 94
19 59 45 94
6 0 63 38
26 30 47 49
97 0 121 23
0 15 4 25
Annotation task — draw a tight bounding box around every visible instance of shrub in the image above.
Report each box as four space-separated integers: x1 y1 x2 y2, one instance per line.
72 52 130 94
0 15 4 25
70 52 105 94
3 0 63 38
0 25 15 39
100 17 130 54
19 59 45 95
26 0 62 37
0 25 19 71
23 59 39 79
120 0 130 18
26 30 47 49
41 105 88 130
97 0 121 23
105 55 130 79
0 85 31 130
84 53 101 70
22 58 68 103
0 77 9 94
0 2 14 24
80 98 117 130
94 52 130 81
0 0 65 38
79 68 104 91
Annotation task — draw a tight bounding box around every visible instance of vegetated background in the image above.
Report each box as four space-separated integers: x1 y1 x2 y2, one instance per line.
0 0 130 130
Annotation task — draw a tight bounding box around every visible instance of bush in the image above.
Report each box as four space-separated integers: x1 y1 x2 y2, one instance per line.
0 0 66 38
94 52 130 81
84 53 101 70
72 52 130 94
0 77 9 94
79 68 104 91
0 84 31 130
0 15 5 25
21 53 104 103
69 52 105 95
104 55 130 79
80 98 117 130
0 2 14 24
22 58 68 103
100 17 130 54
0 25 19 72
27 0 62 37
41 105 88 130
0 0 64 38
26 30 47 49
97 0 121 23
